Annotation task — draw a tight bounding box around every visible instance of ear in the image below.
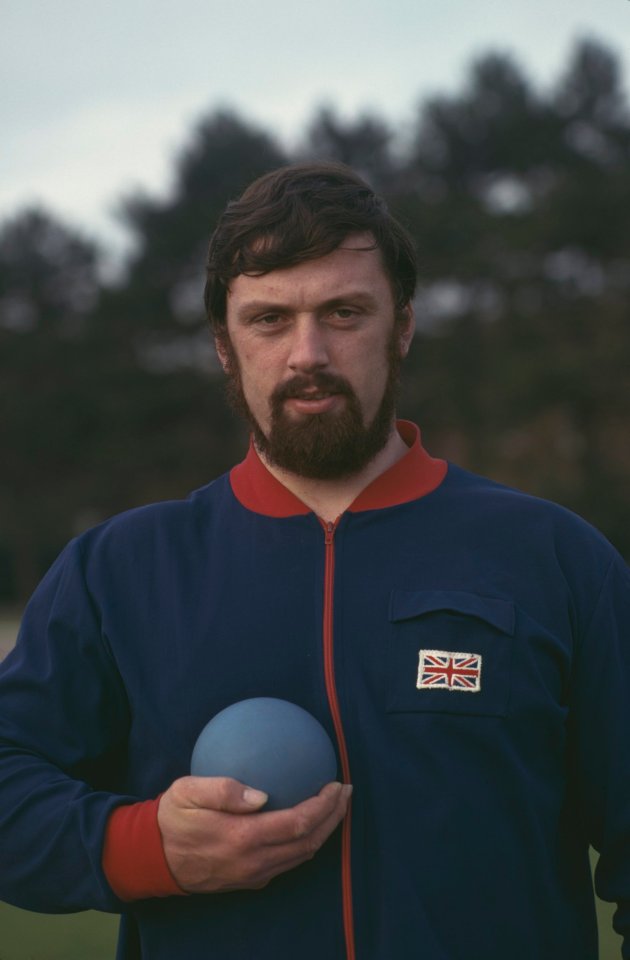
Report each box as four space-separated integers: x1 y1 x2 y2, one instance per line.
214 333 231 373
398 302 415 358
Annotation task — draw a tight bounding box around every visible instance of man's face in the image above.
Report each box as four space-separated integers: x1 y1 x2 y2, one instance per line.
217 233 414 479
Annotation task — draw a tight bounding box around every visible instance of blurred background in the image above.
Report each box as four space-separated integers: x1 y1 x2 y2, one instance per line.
1 1 630 611
1 3 629 952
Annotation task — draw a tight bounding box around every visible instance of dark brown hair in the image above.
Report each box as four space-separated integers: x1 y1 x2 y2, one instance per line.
204 161 417 332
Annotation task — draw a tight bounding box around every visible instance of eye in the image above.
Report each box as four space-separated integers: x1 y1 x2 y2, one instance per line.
254 313 284 328
329 306 361 325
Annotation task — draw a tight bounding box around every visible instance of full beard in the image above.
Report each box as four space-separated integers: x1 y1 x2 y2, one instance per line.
221 330 402 480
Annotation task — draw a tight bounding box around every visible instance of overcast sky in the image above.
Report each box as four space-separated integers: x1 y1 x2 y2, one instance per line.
2 0 629 253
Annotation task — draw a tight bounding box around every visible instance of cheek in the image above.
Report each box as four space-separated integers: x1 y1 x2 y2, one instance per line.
238 354 278 414
354 339 391 388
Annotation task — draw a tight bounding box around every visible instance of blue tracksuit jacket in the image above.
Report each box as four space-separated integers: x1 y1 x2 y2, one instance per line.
1 423 629 959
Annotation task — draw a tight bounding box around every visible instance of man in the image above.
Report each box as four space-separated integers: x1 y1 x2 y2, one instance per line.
0 162 629 960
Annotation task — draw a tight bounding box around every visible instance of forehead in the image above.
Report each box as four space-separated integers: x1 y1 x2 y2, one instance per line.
226 233 394 315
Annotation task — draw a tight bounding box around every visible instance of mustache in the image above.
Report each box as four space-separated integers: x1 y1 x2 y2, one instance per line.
271 372 355 404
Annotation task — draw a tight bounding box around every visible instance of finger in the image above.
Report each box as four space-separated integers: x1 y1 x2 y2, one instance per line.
247 781 351 852
231 784 353 886
291 782 352 847
170 775 269 813
287 781 352 839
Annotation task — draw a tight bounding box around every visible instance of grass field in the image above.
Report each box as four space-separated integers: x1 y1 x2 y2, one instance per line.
0 904 118 960
0 613 624 958
0 880 622 959
0 613 19 661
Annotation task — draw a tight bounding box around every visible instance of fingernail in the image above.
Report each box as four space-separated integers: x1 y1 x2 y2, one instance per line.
243 788 268 807
342 784 353 799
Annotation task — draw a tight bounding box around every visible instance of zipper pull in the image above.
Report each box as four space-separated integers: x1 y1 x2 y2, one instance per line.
324 521 335 545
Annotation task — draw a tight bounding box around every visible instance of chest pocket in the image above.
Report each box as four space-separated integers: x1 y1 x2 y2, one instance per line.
387 590 515 717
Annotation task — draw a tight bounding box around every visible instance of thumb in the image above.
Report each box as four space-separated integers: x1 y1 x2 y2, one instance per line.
186 775 269 813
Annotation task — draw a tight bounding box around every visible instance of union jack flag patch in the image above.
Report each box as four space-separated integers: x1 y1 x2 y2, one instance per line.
417 649 482 693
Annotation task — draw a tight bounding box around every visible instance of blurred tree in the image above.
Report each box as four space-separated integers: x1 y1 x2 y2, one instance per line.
0 210 103 601
399 38 630 555
303 106 398 188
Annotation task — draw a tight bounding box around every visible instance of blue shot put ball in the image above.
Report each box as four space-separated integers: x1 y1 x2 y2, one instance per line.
190 697 338 810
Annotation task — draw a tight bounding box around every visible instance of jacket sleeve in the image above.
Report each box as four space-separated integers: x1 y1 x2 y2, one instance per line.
569 553 630 956
0 538 138 914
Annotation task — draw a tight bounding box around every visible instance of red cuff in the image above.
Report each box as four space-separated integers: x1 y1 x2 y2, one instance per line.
102 798 187 901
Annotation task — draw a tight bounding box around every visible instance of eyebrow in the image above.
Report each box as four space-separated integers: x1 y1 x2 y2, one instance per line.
233 291 380 322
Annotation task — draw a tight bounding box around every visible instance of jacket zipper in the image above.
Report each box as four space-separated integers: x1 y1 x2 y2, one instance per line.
322 519 356 960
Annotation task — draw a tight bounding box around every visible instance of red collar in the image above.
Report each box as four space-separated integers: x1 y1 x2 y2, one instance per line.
229 421 447 518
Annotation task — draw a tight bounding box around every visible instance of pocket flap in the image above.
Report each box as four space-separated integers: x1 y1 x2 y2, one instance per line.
389 590 515 636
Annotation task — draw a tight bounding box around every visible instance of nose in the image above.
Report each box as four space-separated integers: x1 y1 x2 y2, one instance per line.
287 317 330 373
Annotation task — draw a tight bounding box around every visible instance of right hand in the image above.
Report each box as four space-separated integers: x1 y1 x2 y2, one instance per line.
157 776 352 894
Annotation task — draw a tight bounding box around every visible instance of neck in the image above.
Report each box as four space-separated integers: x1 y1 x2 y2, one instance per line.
256 422 410 523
